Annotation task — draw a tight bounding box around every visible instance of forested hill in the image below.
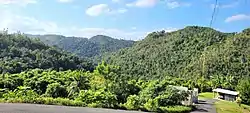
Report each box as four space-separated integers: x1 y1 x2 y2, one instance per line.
106 26 250 80
27 34 135 58
0 32 94 74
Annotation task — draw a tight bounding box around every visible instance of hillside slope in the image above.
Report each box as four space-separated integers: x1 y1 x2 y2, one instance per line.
28 34 135 58
0 32 94 74
106 26 249 79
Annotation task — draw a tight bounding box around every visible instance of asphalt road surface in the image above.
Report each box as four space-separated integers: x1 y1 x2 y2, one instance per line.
0 99 217 113
0 103 145 113
191 99 217 113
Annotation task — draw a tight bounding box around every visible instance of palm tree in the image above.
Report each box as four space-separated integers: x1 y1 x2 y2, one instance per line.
67 73 89 98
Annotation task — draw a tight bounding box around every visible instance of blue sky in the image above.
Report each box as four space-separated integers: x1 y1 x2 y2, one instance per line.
0 0 250 40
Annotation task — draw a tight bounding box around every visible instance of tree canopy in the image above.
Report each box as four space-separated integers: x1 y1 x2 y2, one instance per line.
105 26 249 81
0 31 94 74
28 34 135 59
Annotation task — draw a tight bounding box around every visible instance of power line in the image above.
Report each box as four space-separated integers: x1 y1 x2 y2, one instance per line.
213 2 220 26
210 0 218 27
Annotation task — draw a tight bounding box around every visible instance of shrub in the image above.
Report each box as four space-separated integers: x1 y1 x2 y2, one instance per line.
45 83 68 98
123 95 141 110
75 89 117 108
3 87 39 103
39 97 86 106
0 97 86 107
144 98 159 112
237 78 250 104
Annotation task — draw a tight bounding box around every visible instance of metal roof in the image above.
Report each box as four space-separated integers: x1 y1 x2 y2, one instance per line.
212 88 239 96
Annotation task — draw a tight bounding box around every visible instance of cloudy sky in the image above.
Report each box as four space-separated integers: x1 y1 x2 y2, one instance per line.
0 0 249 40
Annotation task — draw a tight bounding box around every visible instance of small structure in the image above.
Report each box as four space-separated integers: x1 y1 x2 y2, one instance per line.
212 88 239 101
170 86 198 105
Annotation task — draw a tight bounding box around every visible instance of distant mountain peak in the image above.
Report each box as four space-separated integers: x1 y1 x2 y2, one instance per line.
27 34 135 58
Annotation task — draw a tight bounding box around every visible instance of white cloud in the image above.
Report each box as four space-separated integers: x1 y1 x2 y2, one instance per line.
126 0 157 8
126 0 190 9
0 9 177 40
165 0 191 9
0 10 59 34
57 0 73 3
0 0 37 5
225 14 250 23
166 1 180 9
86 4 110 16
86 4 127 16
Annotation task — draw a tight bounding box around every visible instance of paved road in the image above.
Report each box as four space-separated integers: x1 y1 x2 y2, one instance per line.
191 99 217 113
0 103 144 113
0 99 217 113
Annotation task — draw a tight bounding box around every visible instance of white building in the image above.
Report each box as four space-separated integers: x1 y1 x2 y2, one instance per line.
212 88 239 101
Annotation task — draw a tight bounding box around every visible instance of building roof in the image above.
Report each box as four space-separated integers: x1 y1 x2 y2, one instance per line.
169 85 188 91
213 88 239 96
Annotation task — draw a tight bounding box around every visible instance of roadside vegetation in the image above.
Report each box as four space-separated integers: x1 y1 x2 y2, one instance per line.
0 62 193 113
215 100 250 113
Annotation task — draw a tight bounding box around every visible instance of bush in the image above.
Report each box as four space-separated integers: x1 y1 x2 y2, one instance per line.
237 78 250 104
156 89 188 106
0 88 8 98
159 106 192 113
38 97 86 106
45 83 68 98
75 89 117 108
3 87 39 103
123 95 141 110
144 99 159 111
0 96 86 107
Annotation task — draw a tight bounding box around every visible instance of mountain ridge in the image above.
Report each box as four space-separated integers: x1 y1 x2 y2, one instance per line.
104 26 249 81
27 34 135 58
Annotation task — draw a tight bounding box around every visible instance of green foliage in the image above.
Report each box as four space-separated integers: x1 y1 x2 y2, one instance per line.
123 95 141 110
3 86 39 103
155 89 188 106
0 32 94 74
105 26 250 92
1 97 86 107
237 78 250 104
108 79 141 104
106 26 231 79
0 62 190 112
159 106 192 113
4 26 250 112
144 98 159 111
45 83 68 98
75 89 117 108
28 34 135 59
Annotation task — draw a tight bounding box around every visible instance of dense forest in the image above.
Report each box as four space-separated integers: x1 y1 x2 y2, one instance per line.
1 26 250 112
27 34 135 58
0 31 94 74
105 26 250 91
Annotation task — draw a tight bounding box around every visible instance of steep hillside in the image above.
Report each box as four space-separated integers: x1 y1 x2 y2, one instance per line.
0 32 94 74
106 26 249 79
28 34 135 58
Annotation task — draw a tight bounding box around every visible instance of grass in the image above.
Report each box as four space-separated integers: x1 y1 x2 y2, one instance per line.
159 106 193 113
198 92 214 99
215 100 250 113
0 97 86 107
